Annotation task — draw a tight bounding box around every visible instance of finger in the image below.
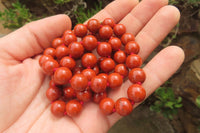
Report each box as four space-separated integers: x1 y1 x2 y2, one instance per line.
107 46 185 126
0 15 71 64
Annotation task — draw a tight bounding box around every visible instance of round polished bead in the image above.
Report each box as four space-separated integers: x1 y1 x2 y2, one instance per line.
63 87 76 100
93 65 100 75
91 76 107 93
74 24 88 37
81 69 96 81
99 98 115 115
53 67 72 85
76 90 92 102
87 19 101 33
55 45 69 59
121 33 135 45
113 24 126 36
51 100 66 117
49 79 58 88
108 73 123 89
68 42 84 59
70 74 88 92
66 100 82 117
39 55 53 67
82 35 98 51
60 56 76 70
114 50 127 64
98 73 108 81
73 67 83 75
44 48 56 57
108 37 122 51
114 64 129 77
46 87 62 101
125 41 140 54
102 18 115 28
128 68 146 84
127 84 146 103
63 33 77 46
52 38 64 48
93 92 107 103
42 59 59 75
100 58 115 73
99 25 113 40
115 97 133 116
81 53 97 68
63 30 73 36
126 54 142 69
97 42 112 57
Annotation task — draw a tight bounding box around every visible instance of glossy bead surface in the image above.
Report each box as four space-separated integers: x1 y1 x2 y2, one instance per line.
39 55 53 66
60 56 76 70
44 48 56 57
82 35 97 51
66 100 82 117
81 53 97 68
125 41 140 54
99 98 115 115
93 65 100 75
53 67 72 85
73 67 83 75
46 87 62 101
81 69 96 81
91 76 107 93
55 45 69 59
108 73 123 89
63 87 76 100
99 25 113 40
42 59 59 75
63 33 77 46
63 30 73 36
114 64 129 77
113 24 126 36
128 68 146 84
76 90 92 102
98 73 108 81
100 58 115 73
51 100 66 117
87 19 100 33
97 42 112 57
93 92 107 103
52 38 64 48
114 50 126 64
121 33 135 45
127 84 146 103
102 18 115 28
68 42 84 59
74 24 88 37
126 54 142 69
108 37 122 51
115 97 133 116
70 74 88 92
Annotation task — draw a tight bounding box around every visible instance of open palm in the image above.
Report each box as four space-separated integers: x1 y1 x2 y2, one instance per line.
0 0 184 132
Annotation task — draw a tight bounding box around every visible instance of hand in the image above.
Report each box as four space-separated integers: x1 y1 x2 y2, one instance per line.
0 0 184 132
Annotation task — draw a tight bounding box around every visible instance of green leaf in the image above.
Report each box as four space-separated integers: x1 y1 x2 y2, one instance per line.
174 103 182 108
196 95 200 108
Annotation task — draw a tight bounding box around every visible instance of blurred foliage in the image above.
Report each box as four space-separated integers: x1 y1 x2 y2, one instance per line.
196 95 200 108
169 0 200 6
53 0 71 5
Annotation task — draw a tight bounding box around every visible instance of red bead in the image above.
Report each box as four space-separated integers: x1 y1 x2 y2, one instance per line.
87 19 101 33
43 48 56 57
74 24 88 37
63 87 76 100
127 84 146 103
68 42 84 59
93 65 100 75
97 42 112 57
70 74 88 92
93 92 107 103
100 58 115 73
66 100 82 117
39 55 53 67
121 33 135 45
125 41 140 54
52 38 64 48
46 87 62 101
82 35 98 51
73 67 83 75
63 30 73 36
102 18 115 28
99 25 113 40
81 69 96 81
113 24 126 36
76 90 92 102
126 54 142 69
128 68 146 84
91 76 107 93
49 79 57 87
51 100 66 117
108 73 123 89
55 45 69 59
115 97 133 116
60 56 76 70
114 64 129 77
108 37 122 51
63 33 77 46
53 67 72 85
114 51 126 64
98 73 108 81
42 59 59 75
81 53 97 68
99 98 115 115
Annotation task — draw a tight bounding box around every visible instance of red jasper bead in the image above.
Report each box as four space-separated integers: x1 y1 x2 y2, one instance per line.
46 87 62 101
81 69 96 81
87 19 101 33
127 84 146 103
60 56 76 70
39 55 53 67
76 90 92 102
53 67 72 85
114 50 127 64
82 35 98 51
74 24 88 37
52 38 64 48
99 25 113 40
42 59 59 75
55 45 69 59
108 73 123 89
66 100 82 117
68 42 84 59
108 37 122 51
63 87 76 100
70 74 88 92
51 100 66 117
63 30 73 36
99 98 115 115
81 53 97 68
100 58 115 73
93 92 107 103
49 79 57 88
114 64 129 77
102 18 115 28
128 68 146 84
98 73 108 81
93 65 100 75
121 33 135 45
91 76 107 93
113 24 126 36
73 67 83 75
97 42 112 57
63 33 77 46
126 54 142 69
115 97 133 116
125 41 140 54
43 48 56 57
